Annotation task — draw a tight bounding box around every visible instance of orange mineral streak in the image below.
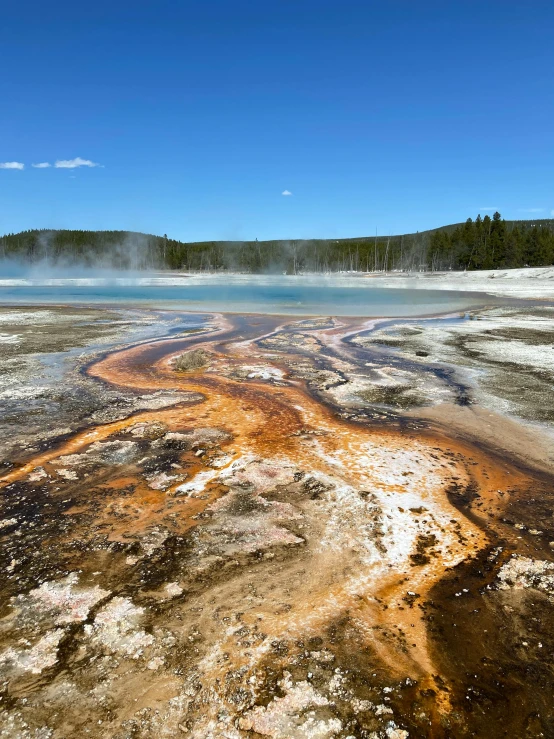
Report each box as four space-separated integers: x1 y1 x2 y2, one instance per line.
97 329 518 690
0 316 528 702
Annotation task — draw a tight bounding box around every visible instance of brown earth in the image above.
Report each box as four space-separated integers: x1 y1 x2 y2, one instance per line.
1 313 553 738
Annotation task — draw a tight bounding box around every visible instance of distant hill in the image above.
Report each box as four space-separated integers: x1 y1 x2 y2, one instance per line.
1 214 554 273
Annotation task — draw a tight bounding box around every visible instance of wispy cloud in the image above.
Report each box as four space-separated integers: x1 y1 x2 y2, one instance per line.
1 158 102 170
282 189 292 196
551 209 554 217
55 157 100 169
479 207 497 211
518 207 544 213
0 161 24 170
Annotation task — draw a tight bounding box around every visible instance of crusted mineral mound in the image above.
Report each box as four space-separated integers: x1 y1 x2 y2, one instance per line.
173 348 210 372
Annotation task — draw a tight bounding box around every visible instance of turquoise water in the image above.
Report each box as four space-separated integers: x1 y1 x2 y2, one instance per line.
0 276 491 317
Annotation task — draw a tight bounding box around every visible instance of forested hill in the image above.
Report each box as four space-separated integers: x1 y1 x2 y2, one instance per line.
1 213 554 273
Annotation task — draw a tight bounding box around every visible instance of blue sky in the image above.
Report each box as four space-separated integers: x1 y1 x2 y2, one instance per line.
1 0 553 241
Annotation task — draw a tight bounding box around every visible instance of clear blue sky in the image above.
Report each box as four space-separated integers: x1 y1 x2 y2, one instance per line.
1 0 553 242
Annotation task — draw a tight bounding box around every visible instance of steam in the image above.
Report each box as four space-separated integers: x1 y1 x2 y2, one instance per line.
0 230 438 277
0 232 159 279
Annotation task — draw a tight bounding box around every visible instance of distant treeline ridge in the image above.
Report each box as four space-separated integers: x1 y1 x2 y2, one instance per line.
1 212 554 272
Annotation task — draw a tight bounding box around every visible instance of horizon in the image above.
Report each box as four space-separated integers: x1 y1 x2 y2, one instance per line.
2 1 554 241
3 211 554 245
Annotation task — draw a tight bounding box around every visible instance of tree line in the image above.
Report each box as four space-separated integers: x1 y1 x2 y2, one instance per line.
428 212 554 270
1 213 553 273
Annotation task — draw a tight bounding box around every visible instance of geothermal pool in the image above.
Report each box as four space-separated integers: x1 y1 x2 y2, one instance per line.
0 274 493 315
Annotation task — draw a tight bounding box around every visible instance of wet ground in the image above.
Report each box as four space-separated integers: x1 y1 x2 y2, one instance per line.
0 307 213 462
0 305 553 738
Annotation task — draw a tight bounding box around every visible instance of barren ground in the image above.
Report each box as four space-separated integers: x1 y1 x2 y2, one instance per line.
1 303 553 739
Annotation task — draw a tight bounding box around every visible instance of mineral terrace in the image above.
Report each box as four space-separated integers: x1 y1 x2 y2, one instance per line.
1 304 553 738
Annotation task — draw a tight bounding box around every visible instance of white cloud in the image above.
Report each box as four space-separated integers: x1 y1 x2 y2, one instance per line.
518 207 544 213
479 207 497 211
55 157 100 169
551 209 554 217
32 162 51 168
0 162 24 170
282 190 292 196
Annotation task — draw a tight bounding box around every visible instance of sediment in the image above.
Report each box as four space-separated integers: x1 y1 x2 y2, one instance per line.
1 309 553 738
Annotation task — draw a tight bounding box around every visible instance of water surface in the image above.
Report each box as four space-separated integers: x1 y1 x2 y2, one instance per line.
0 275 493 316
